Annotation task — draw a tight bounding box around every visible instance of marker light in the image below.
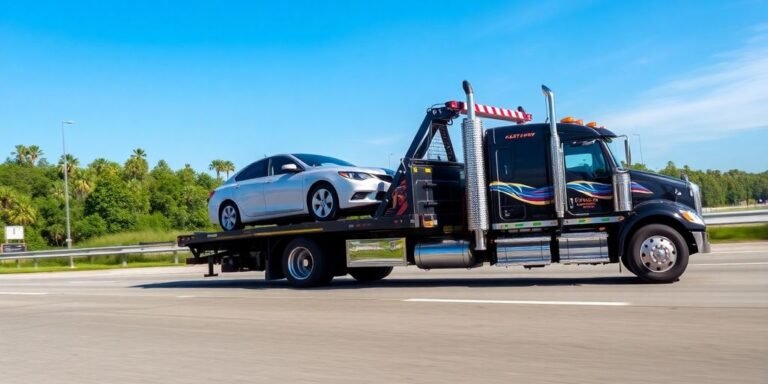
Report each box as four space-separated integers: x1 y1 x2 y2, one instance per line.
560 116 583 125
680 210 705 225
586 121 600 128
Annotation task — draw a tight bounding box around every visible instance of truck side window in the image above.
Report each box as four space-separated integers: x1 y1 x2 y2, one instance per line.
235 159 268 181
564 140 609 180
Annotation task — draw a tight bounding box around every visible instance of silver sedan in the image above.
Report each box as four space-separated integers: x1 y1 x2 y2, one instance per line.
208 154 393 231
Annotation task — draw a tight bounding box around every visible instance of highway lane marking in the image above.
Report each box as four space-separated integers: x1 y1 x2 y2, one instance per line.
693 262 768 266
0 292 48 296
710 250 766 254
404 298 630 306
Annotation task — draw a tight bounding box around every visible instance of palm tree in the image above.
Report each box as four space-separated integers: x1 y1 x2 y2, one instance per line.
71 169 94 200
0 186 19 210
209 159 224 179
132 148 147 160
124 148 149 180
6 201 37 225
58 154 80 177
11 145 28 165
26 145 44 166
222 161 235 178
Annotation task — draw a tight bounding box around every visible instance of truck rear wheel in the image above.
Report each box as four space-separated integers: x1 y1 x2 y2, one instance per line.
282 238 333 288
627 224 689 283
349 267 393 283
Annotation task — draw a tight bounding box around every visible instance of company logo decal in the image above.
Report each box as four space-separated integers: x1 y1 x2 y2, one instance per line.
504 132 536 140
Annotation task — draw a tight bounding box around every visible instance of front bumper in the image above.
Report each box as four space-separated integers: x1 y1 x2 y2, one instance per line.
693 231 711 254
336 177 390 210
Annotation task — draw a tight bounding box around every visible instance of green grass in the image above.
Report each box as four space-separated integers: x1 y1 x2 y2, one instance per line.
76 229 191 248
708 224 768 242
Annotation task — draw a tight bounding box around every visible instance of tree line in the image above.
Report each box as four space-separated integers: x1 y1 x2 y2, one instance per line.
1 145 236 250
629 162 768 207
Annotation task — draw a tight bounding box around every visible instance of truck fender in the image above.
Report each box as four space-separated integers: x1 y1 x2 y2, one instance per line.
617 200 704 259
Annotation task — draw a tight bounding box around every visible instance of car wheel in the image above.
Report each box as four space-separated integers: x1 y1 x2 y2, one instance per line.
349 267 393 283
219 202 244 231
308 183 339 221
627 224 689 283
282 238 333 288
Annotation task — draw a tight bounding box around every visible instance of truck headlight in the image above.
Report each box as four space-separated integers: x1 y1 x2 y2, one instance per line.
680 209 705 226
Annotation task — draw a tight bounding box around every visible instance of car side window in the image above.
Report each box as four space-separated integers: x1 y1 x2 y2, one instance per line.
235 159 268 181
269 156 299 176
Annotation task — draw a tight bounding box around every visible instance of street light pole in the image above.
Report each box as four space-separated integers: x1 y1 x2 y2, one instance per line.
632 133 645 165
61 121 74 266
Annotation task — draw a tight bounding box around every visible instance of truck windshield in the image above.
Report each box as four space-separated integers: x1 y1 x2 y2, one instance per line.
293 154 355 167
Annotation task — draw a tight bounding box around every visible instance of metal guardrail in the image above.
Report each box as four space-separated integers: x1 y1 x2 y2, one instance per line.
0 242 188 267
703 210 768 225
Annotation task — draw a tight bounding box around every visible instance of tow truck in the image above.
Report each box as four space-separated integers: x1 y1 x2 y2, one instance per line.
178 81 710 287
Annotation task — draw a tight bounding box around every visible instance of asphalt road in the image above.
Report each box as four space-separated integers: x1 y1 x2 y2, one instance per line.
0 242 766 384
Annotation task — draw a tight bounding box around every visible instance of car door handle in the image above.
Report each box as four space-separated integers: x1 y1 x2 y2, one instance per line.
235 183 240 189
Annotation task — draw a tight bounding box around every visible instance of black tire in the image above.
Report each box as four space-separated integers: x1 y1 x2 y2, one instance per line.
627 224 689 283
282 238 333 288
219 201 244 231
349 267 393 283
307 182 340 221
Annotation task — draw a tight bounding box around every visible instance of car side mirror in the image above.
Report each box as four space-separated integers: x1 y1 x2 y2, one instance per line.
281 163 300 172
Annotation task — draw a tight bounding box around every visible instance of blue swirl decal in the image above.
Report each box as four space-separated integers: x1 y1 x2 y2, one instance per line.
489 182 554 206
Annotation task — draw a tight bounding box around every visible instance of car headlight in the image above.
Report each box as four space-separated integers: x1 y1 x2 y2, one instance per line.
680 209 705 225
338 171 373 180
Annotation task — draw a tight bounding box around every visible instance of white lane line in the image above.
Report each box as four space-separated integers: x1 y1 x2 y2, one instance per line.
70 281 117 284
710 250 766 254
694 262 768 266
0 292 48 296
176 295 197 299
404 298 630 306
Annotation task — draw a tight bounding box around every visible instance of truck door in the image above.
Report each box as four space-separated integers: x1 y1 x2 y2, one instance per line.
563 139 613 216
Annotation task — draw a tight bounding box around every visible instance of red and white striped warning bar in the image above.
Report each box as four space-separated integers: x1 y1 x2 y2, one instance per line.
445 101 533 123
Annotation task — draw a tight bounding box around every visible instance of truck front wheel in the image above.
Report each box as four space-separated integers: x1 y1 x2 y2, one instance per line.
627 224 689 283
282 238 333 288
349 267 393 283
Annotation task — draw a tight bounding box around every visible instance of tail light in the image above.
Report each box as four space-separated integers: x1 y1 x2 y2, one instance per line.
208 190 215 201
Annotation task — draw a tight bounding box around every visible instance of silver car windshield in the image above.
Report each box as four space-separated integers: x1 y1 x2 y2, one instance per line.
293 153 355 167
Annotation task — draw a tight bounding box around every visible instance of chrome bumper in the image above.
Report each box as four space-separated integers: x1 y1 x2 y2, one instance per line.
693 231 711 254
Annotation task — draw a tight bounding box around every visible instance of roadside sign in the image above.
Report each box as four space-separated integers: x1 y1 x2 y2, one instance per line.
1 243 27 253
5 226 25 241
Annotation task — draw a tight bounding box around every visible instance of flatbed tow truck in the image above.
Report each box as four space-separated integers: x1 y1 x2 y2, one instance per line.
179 81 710 287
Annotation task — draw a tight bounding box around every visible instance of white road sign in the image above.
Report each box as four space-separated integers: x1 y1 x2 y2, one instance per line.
5 226 24 241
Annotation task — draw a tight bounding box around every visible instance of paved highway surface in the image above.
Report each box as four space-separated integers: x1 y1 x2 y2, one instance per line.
0 242 765 384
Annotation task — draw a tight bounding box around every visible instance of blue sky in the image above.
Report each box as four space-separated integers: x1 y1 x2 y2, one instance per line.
1 0 767 174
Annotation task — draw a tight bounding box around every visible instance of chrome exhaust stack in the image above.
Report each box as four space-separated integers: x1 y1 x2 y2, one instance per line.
461 80 490 250
541 85 566 220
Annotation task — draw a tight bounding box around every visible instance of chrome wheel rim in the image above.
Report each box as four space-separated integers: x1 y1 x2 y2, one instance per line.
311 188 334 218
221 205 238 230
639 235 677 273
287 247 313 280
